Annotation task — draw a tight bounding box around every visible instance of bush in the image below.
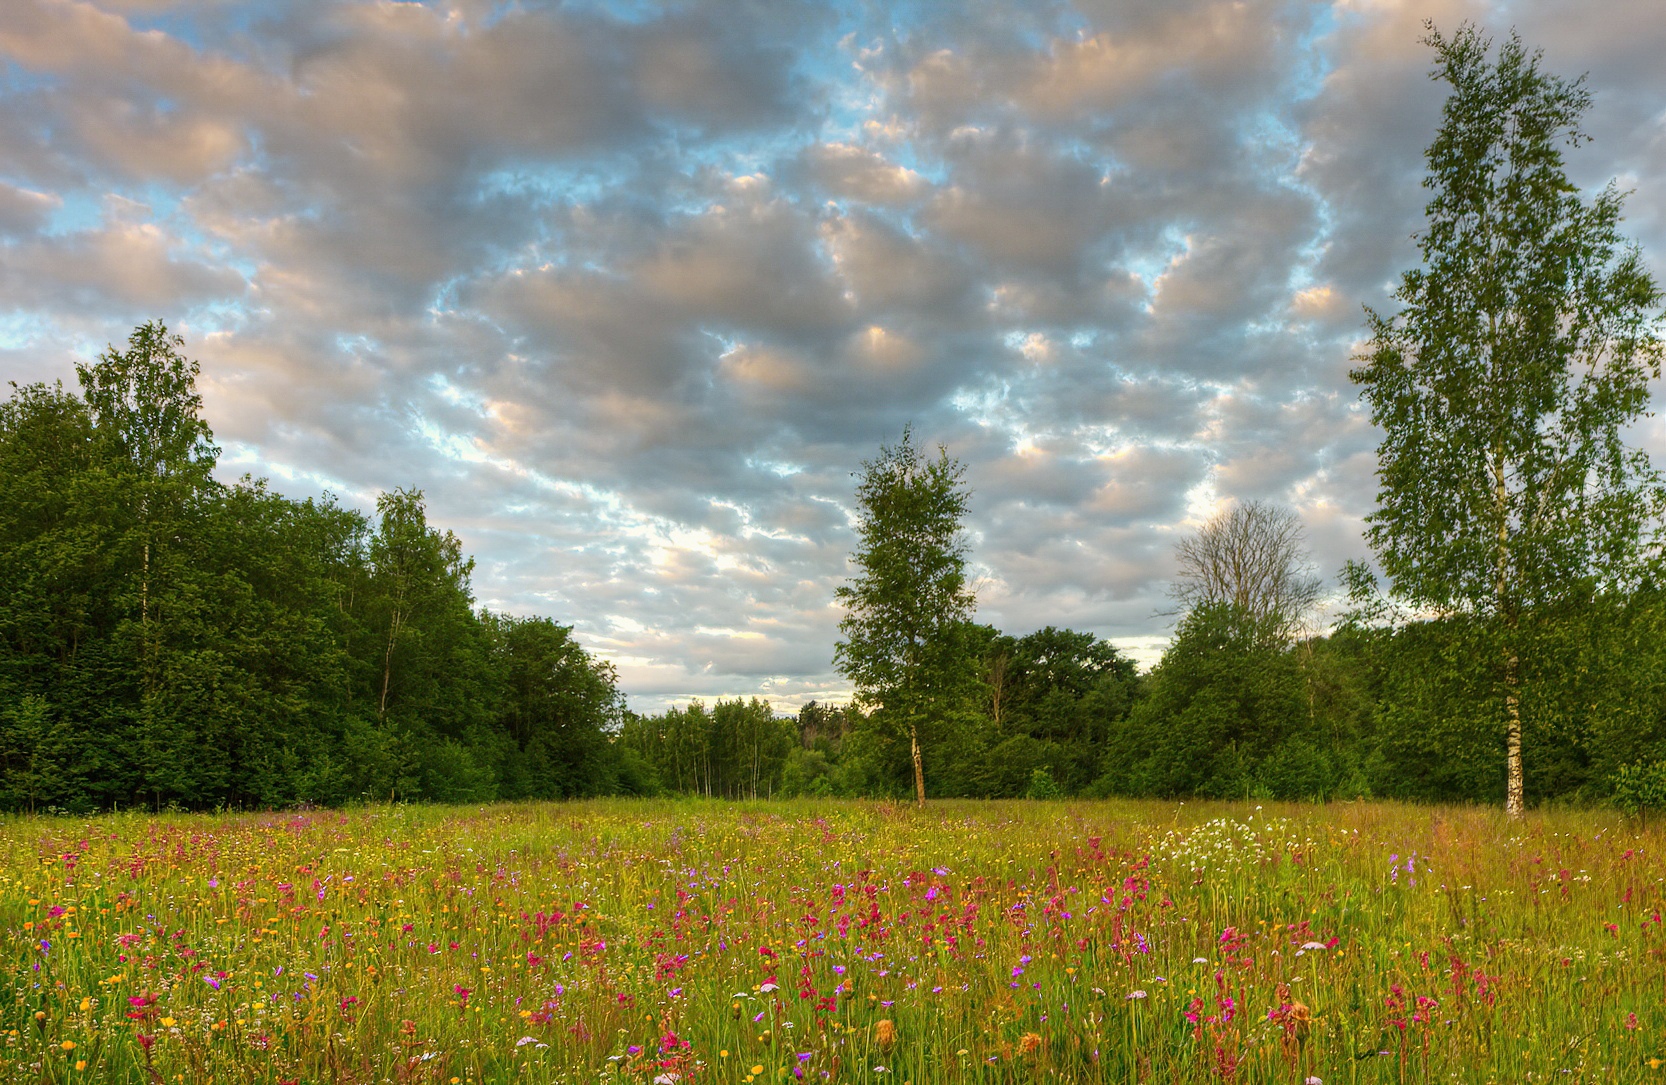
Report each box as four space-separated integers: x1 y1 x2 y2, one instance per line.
1611 760 1666 819
1025 767 1063 800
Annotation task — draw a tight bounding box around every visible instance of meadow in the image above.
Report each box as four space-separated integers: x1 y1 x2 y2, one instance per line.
0 799 1659 1084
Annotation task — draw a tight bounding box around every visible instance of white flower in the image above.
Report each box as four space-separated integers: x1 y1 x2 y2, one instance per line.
1126 990 1147 1000
758 982 780 992
874 1066 890 1073
515 1037 538 1048
654 1075 680 1084
1193 957 1208 964
1304 1077 1323 1085
1301 942 1327 951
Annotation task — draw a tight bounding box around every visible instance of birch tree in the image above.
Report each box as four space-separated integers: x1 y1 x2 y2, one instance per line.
833 427 975 806
1352 24 1666 818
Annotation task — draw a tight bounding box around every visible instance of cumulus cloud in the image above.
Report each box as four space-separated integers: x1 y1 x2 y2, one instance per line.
2 0 1663 712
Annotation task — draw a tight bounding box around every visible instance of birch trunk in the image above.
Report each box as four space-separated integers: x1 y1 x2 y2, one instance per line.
1504 646 1524 818
910 722 925 808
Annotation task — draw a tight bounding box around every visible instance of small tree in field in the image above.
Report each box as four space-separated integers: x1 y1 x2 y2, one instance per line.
1352 24 1666 818
834 427 975 806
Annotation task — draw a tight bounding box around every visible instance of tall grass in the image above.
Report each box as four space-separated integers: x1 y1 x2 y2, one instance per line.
1 799 1659 1082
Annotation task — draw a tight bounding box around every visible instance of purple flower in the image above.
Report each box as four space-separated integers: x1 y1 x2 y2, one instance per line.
204 976 221 991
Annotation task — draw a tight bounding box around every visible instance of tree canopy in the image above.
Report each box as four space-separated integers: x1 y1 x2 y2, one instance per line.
1171 500 1321 642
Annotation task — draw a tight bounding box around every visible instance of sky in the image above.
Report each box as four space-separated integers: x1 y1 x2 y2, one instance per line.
3 0 1665 715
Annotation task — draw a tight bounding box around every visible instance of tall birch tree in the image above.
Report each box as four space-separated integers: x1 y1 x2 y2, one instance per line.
1352 24 1666 818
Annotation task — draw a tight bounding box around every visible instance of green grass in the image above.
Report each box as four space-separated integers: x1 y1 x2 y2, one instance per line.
1 798 1661 1083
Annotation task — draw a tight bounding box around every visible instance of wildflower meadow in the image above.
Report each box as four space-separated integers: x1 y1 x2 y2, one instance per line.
2 799 1661 1083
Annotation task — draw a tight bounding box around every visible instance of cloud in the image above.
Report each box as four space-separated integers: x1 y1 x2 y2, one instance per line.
0 217 244 319
3 0 1664 713
795 142 931 206
0 182 57 236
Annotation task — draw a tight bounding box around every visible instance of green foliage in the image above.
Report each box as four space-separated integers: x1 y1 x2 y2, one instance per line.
1351 24 1666 812
618 698 796 799
0 325 627 812
1611 761 1666 817
834 427 976 803
1361 592 1666 805
1111 605 1336 800
1024 767 1062 801
981 625 1140 795
1353 26 1665 614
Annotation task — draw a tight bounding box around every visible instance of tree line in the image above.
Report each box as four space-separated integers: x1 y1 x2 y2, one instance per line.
5 23 1665 814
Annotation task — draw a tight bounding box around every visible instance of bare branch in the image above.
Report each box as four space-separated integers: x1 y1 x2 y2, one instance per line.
1170 500 1322 640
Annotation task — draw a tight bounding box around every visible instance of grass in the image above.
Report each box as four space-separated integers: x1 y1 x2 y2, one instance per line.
1 798 1661 1083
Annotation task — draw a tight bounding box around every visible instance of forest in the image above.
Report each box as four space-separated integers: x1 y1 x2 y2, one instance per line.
0 325 640 811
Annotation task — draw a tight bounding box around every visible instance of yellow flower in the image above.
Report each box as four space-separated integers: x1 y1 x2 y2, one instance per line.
751 1066 764 1075
74 1061 86 1072
60 1041 75 1051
